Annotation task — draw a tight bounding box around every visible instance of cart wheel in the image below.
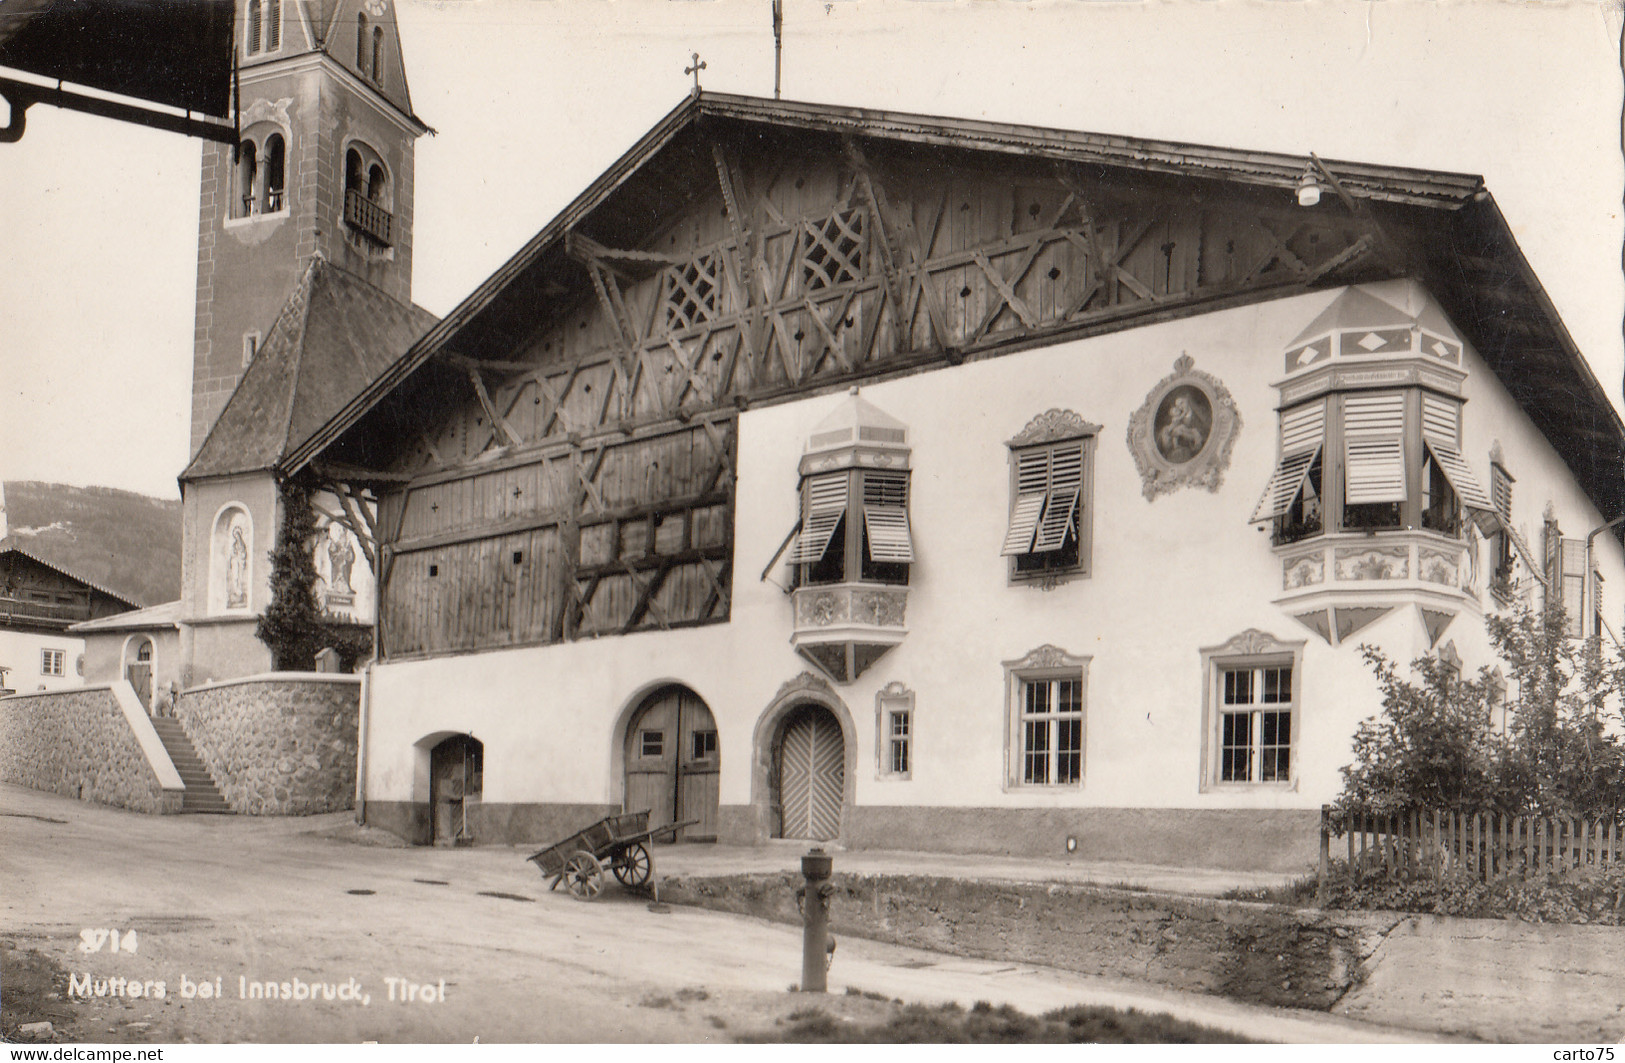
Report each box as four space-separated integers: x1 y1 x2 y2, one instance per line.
563 850 604 901
613 843 652 888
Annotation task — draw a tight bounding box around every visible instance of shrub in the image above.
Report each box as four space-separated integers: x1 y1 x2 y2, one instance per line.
256 480 373 672
1334 600 1625 825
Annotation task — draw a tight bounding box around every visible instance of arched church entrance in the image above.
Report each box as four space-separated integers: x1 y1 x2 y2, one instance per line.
773 704 845 841
623 685 718 843
429 734 482 847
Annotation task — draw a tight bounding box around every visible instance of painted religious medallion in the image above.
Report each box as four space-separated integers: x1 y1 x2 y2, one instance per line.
1126 354 1240 500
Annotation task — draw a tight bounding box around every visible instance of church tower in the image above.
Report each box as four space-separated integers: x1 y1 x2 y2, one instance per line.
175 0 434 688
190 0 427 456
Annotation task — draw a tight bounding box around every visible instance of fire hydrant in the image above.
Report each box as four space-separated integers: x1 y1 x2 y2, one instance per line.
796 847 836 992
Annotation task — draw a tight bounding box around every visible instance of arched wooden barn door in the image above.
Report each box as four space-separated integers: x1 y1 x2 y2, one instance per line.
624 686 718 843
775 704 844 841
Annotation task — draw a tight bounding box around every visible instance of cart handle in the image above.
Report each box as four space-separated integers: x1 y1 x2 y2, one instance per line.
644 818 701 842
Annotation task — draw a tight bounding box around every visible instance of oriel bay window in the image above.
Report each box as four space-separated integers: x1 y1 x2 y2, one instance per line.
1253 387 1494 542
782 393 914 683
789 467 913 586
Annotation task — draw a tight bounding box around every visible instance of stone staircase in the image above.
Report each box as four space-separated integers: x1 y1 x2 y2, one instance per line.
149 718 232 814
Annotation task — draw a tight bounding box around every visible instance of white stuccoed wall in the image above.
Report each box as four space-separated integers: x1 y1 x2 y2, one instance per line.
361 281 1624 816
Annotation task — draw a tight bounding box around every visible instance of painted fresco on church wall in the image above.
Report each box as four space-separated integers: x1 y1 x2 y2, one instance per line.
312 495 376 624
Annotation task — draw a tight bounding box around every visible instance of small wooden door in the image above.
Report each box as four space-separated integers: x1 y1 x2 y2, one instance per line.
430 734 482 846
126 639 153 712
776 704 844 841
624 686 718 843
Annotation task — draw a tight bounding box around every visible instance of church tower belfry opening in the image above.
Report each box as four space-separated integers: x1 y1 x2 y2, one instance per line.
190 0 428 457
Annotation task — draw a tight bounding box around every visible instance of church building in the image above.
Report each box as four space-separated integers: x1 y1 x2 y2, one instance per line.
277 93 1623 867
149 0 433 691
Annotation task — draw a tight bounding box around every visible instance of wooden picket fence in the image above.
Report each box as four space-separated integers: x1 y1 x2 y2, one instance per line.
1316 805 1625 902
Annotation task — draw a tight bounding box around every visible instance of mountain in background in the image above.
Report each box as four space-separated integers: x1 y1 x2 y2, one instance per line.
3 482 182 607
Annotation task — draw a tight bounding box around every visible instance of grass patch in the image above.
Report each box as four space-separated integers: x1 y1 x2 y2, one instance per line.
741 1000 1251 1043
1319 860 1625 923
1218 874 1320 906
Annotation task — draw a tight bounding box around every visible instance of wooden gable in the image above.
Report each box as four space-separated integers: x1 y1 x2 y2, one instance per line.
300 94 1622 663
0 549 135 632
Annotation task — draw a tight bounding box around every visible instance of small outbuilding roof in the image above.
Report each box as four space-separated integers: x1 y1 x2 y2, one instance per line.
69 599 182 634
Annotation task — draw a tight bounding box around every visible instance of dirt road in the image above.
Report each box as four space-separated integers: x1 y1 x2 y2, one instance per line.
0 785 1439 1043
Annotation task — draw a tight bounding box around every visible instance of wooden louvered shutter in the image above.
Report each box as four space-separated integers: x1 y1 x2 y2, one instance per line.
1251 400 1325 523
787 472 849 565
1033 442 1083 553
1491 464 1513 521
1420 393 1495 517
862 471 913 563
1002 447 1052 555
1559 538 1587 637
1343 392 1407 505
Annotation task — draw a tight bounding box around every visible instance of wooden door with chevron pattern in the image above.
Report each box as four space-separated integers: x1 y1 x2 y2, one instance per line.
776 704 845 841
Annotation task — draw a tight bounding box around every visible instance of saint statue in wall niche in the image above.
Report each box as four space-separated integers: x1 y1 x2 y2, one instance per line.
226 524 249 609
1153 385 1212 464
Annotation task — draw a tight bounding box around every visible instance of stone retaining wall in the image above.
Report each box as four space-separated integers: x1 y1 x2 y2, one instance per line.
0 687 179 813
659 871 1402 1009
176 674 359 815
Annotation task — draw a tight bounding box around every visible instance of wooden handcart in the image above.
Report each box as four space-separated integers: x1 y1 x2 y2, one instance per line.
526 810 696 900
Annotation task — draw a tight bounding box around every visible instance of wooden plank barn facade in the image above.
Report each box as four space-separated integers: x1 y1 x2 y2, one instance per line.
290 94 1625 867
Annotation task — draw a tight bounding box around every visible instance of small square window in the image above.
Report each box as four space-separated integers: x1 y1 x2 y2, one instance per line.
876 682 915 779
691 729 717 760
887 711 911 775
640 730 664 758
40 649 65 677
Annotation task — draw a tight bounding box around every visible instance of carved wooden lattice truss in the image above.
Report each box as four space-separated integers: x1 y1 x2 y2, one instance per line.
392 144 1379 484
321 133 1385 660
665 252 722 332
802 208 865 290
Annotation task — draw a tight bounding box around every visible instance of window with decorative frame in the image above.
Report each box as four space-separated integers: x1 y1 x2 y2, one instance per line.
1001 411 1099 583
876 682 913 779
1199 630 1304 789
1003 645 1089 788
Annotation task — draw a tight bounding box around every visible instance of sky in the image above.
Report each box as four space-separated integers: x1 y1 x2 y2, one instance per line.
1 0 1621 501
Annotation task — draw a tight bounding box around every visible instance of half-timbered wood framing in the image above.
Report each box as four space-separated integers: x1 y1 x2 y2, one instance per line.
294 94 1624 663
